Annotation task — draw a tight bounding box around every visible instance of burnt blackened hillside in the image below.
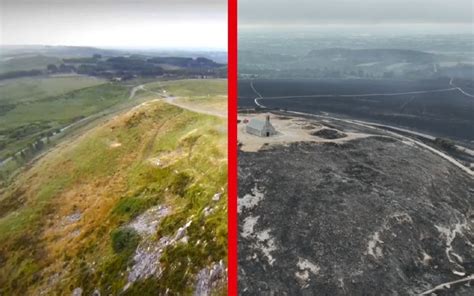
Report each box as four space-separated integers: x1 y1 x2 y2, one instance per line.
307 48 436 64
238 136 474 295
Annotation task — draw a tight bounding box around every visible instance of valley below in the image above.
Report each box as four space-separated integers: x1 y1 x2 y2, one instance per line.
239 78 474 145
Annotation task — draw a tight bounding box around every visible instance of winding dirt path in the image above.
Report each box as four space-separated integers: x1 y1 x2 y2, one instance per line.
128 84 145 100
450 78 474 98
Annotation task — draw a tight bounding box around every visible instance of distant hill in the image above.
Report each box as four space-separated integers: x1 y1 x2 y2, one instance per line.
238 47 454 79
147 56 222 68
238 50 296 64
307 48 436 64
0 45 227 81
0 45 227 63
0 45 121 58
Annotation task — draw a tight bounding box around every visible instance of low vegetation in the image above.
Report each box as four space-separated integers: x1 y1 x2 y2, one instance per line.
0 79 227 295
111 228 140 253
145 78 227 97
0 76 105 105
144 79 228 115
0 79 128 180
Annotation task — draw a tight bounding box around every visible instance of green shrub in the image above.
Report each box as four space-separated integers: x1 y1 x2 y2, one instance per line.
110 228 140 253
170 172 192 196
112 197 152 220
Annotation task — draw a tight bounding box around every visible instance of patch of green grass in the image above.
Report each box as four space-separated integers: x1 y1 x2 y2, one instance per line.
176 95 227 111
127 165 172 193
144 79 226 98
96 253 129 292
1 83 128 128
0 172 74 295
154 204 227 295
112 195 156 221
0 82 127 161
77 247 131 294
111 228 140 253
70 138 123 179
152 113 224 153
0 174 72 241
170 172 193 196
0 76 105 104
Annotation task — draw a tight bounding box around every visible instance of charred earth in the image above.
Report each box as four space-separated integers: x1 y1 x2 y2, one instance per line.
238 115 474 295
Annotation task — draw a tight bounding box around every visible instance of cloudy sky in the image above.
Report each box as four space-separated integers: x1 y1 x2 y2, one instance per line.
240 0 473 31
0 0 227 50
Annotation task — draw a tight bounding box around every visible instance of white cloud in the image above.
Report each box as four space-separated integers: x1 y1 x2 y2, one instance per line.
0 0 227 50
239 0 473 26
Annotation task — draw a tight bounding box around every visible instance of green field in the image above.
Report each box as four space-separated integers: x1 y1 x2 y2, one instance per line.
141 79 228 116
0 76 106 104
0 55 61 74
1 83 126 129
144 79 227 97
0 77 125 161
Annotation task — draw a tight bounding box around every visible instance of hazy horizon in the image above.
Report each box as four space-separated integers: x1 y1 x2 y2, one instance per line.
0 44 228 53
238 23 474 36
240 0 473 30
1 0 227 50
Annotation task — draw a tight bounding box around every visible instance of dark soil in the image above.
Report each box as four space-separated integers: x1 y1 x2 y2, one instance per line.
238 79 474 146
238 134 474 296
311 129 347 139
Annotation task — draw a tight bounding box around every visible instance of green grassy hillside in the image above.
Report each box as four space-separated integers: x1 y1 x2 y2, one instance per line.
143 79 227 116
0 80 227 295
145 79 227 97
0 78 124 162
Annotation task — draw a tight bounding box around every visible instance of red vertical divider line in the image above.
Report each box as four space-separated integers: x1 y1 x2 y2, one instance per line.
227 0 238 294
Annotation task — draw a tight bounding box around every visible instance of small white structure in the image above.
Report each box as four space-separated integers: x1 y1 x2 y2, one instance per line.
246 115 277 137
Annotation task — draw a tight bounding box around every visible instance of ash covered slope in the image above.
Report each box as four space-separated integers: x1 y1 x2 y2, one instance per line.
238 133 474 295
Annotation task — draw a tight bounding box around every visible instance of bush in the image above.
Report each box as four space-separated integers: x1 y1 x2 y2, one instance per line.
112 196 153 220
110 228 140 253
434 137 457 151
170 172 192 196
